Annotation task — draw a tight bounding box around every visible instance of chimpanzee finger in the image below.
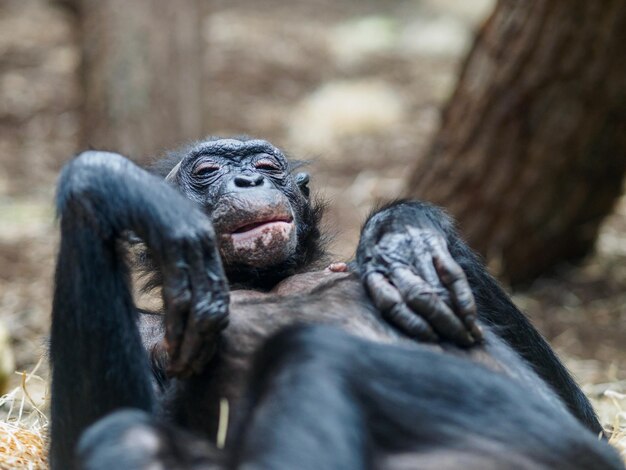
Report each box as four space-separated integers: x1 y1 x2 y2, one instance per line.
405 227 443 290
433 254 482 342
195 239 229 338
171 326 203 378
200 237 230 331
162 253 192 365
173 297 223 377
171 241 226 376
365 272 403 312
365 272 438 342
430 243 483 343
427 237 474 313
165 241 208 376
392 267 474 347
386 303 439 342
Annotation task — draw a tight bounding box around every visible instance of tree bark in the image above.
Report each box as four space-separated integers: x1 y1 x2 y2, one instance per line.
406 0 626 284
79 0 204 161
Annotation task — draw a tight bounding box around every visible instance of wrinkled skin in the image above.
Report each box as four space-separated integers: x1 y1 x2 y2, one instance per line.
358 217 482 346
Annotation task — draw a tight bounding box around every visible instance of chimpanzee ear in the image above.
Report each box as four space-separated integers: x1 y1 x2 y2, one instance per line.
295 172 310 197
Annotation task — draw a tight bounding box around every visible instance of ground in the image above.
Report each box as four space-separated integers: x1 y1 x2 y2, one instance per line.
0 0 624 466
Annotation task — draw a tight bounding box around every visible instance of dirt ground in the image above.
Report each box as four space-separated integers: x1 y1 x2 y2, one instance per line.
0 0 624 461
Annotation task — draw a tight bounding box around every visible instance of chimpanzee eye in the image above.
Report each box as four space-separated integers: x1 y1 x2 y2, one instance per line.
194 162 220 176
255 159 281 172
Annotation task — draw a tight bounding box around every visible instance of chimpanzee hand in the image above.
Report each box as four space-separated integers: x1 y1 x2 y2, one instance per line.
360 227 482 346
160 221 230 378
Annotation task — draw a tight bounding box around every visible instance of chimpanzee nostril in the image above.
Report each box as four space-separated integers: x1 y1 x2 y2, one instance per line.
234 175 264 188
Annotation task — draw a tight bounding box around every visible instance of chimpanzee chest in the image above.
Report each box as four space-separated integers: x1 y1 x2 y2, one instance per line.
176 271 405 439
219 272 402 390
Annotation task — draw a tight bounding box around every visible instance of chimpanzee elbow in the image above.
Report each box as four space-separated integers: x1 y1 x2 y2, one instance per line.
55 151 138 243
56 151 129 218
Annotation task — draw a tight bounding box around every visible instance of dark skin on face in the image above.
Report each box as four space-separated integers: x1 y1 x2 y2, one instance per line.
166 139 316 279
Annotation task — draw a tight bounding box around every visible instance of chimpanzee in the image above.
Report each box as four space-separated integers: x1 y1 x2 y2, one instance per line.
50 137 623 469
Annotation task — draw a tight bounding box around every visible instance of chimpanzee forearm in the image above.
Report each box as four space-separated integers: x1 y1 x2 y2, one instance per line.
51 215 156 469
51 151 227 469
358 200 602 433
55 151 215 256
52 152 164 468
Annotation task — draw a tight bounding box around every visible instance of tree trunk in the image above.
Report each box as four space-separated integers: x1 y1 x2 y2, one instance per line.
79 0 204 161
406 0 626 284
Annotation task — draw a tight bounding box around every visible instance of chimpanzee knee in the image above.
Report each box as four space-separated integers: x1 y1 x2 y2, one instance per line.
77 409 163 470
232 325 369 470
77 409 221 470
241 324 366 430
252 324 360 378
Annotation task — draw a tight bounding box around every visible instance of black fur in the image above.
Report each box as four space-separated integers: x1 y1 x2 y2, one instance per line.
49 139 621 470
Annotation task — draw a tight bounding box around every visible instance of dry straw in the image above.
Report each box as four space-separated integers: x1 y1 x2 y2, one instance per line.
0 358 48 469
606 389 626 463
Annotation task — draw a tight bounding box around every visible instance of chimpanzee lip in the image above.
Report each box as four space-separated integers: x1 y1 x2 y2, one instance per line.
231 216 293 234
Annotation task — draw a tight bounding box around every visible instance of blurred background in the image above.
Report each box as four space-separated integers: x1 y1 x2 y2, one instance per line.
0 0 625 464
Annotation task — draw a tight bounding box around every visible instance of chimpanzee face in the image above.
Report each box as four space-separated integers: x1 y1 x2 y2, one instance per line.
165 138 312 272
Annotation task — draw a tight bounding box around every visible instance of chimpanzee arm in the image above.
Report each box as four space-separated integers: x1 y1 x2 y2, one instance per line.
357 200 602 433
51 151 229 469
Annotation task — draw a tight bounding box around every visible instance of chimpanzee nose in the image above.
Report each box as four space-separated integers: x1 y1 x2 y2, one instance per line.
233 174 265 188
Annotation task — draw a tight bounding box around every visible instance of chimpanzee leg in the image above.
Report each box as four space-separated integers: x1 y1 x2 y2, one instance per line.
232 325 622 470
358 200 603 433
231 328 370 470
50 214 155 469
76 410 221 470
72 324 621 470
51 151 227 469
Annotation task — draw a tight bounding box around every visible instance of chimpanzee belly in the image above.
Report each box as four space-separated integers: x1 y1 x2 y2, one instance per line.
222 272 404 387
165 271 407 437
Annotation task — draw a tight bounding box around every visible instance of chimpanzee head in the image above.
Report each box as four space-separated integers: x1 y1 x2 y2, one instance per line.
155 137 325 288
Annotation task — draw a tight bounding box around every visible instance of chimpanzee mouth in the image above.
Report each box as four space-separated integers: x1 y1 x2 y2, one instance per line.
227 216 296 253
231 216 293 234
215 203 298 266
